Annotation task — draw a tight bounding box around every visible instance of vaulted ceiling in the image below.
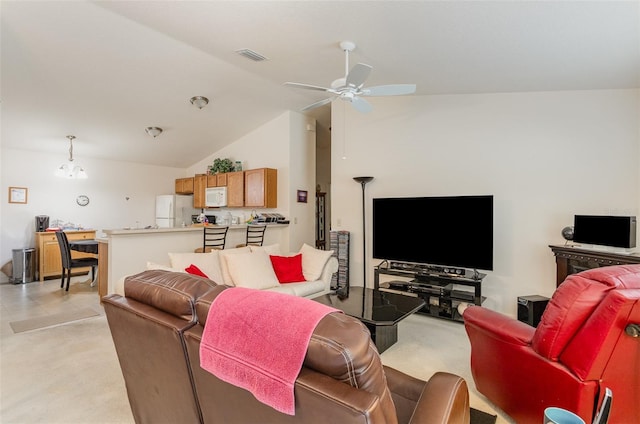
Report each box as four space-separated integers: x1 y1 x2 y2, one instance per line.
2 1 638 168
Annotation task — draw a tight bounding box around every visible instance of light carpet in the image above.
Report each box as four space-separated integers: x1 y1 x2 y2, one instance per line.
9 307 100 333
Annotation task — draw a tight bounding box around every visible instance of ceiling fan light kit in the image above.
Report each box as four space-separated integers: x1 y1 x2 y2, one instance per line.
284 40 416 113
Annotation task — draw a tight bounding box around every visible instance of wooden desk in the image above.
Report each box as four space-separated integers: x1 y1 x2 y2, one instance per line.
549 244 640 287
35 230 96 281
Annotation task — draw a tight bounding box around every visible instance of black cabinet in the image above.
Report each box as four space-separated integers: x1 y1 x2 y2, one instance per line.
374 266 485 323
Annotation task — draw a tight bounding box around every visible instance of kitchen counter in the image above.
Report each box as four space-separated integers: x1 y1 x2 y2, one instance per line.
102 223 290 295
102 223 286 236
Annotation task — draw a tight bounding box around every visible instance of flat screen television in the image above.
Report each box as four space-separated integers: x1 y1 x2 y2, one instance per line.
373 195 494 271
573 215 636 249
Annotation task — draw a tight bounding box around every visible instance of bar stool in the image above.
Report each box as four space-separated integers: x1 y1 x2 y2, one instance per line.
236 224 267 248
194 226 229 253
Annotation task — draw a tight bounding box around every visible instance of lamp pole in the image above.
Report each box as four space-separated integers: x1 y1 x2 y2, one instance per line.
353 177 373 298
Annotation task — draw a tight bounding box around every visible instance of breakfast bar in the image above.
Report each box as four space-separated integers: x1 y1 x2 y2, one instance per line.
102 224 289 295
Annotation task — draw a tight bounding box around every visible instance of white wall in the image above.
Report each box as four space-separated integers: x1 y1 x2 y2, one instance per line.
332 89 639 317
187 110 317 253
3 90 638 320
0 147 186 282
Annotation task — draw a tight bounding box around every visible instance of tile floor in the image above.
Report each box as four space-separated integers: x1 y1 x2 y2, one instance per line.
0 275 513 423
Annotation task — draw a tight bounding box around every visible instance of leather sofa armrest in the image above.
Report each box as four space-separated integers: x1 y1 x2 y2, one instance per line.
384 365 426 403
409 372 470 424
463 305 534 346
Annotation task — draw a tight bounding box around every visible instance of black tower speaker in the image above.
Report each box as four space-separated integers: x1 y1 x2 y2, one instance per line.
517 295 550 327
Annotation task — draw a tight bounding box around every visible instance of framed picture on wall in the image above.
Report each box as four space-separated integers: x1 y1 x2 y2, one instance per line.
8 187 28 204
297 190 308 203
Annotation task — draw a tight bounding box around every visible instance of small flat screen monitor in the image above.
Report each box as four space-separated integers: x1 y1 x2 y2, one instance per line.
573 215 636 249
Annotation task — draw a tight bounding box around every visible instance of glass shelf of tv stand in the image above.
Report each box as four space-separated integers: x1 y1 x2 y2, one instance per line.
374 267 486 322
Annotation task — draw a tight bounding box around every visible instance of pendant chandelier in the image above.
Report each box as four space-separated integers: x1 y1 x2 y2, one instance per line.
55 135 88 179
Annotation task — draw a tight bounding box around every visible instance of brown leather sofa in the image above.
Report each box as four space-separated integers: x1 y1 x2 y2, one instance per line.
103 270 470 424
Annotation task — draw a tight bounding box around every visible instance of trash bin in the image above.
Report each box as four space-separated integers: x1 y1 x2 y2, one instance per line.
12 248 36 284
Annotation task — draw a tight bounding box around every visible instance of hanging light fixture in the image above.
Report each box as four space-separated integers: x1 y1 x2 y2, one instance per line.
55 135 88 179
190 96 209 109
145 127 163 138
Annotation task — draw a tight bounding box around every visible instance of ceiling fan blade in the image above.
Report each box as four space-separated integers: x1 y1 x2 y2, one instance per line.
284 82 333 93
301 97 333 112
345 63 372 88
361 84 417 96
350 96 373 113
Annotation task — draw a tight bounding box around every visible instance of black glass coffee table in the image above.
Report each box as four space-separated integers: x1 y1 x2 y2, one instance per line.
313 287 425 353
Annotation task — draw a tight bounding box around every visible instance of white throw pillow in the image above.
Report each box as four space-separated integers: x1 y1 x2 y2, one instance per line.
249 243 282 255
218 246 252 285
224 251 279 290
167 251 223 283
299 243 334 281
146 262 184 273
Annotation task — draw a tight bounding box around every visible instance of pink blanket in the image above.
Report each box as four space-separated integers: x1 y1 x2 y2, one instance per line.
199 287 339 415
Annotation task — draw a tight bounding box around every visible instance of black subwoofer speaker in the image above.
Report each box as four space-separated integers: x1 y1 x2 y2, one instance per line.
517 295 549 327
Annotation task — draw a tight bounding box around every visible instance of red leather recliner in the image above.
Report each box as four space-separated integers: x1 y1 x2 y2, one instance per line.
463 264 640 424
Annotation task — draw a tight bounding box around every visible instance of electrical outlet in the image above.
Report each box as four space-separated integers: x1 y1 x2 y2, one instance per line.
337 218 342 226
294 217 298 224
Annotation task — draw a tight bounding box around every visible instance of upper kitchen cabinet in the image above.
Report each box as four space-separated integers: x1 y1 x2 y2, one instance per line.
226 171 245 208
207 173 228 187
245 168 277 208
175 177 194 194
193 174 207 208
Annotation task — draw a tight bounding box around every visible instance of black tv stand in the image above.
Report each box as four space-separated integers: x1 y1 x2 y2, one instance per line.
374 264 486 323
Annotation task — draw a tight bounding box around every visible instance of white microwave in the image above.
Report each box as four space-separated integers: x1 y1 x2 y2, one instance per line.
205 187 227 207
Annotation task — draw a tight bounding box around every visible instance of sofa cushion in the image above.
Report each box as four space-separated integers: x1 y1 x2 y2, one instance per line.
219 246 252 285
266 280 326 298
249 244 282 255
168 251 223 284
146 261 183 273
225 251 279 290
299 243 334 282
269 254 305 283
185 264 209 278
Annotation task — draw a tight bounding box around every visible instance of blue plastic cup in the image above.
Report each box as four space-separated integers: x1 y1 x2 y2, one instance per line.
544 407 585 424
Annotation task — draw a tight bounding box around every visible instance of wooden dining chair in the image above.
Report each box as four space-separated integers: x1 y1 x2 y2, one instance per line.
195 226 229 253
55 231 99 291
236 224 267 248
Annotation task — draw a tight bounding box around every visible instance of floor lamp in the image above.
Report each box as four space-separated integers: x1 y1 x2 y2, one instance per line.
353 176 373 301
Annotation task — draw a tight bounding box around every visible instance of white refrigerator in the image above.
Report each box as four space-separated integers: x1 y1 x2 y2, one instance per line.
155 195 195 228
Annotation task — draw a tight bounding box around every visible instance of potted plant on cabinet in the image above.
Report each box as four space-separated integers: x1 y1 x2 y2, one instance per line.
208 158 234 174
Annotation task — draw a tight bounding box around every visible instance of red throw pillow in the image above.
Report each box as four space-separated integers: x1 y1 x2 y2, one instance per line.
269 254 306 284
185 264 209 279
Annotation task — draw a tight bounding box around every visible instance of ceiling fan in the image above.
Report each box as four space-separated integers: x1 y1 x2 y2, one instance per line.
284 41 416 113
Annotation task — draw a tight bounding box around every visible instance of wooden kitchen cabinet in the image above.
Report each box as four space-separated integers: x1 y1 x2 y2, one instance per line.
206 173 228 187
226 171 245 207
175 177 194 194
193 174 207 209
244 168 277 208
36 230 97 281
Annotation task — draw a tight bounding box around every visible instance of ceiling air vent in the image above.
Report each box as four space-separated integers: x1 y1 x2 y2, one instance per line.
236 49 268 62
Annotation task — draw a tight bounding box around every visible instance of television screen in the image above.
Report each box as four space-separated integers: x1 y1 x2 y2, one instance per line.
573 215 636 248
373 195 494 271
